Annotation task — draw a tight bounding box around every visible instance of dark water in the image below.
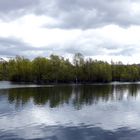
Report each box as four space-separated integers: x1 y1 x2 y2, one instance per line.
1 81 140 140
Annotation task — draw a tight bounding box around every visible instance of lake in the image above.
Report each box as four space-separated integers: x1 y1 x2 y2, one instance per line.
0 81 140 140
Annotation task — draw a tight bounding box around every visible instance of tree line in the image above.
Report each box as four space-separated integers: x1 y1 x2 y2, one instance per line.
0 53 140 83
7 84 140 108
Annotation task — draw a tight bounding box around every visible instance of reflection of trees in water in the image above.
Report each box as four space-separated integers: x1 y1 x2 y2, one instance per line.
73 85 113 109
8 86 72 108
5 84 140 109
114 84 140 100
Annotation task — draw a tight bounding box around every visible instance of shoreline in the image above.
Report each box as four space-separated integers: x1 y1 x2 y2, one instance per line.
2 80 140 86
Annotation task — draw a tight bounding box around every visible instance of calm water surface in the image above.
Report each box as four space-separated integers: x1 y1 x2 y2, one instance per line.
0 81 140 140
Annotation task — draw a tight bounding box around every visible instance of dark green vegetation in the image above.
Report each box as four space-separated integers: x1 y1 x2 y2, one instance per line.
0 53 140 83
6 84 140 108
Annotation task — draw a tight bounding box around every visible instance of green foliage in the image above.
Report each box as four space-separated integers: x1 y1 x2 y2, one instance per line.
8 56 32 82
0 54 140 83
32 57 48 83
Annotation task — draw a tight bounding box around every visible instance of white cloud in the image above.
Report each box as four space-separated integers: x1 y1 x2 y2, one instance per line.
0 1 139 63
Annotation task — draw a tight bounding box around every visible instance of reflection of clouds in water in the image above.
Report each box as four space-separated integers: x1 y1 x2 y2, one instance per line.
0 82 140 139
1 97 140 139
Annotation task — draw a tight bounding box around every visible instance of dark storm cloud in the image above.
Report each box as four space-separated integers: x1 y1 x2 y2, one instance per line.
41 0 140 29
0 37 49 58
0 37 64 58
0 0 38 12
0 37 137 59
0 37 33 56
47 41 136 57
0 0 139 60
0 0 40 20
0 0 140 28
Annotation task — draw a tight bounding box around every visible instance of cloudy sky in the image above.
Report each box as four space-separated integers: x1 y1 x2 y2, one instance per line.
0 0 140 63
